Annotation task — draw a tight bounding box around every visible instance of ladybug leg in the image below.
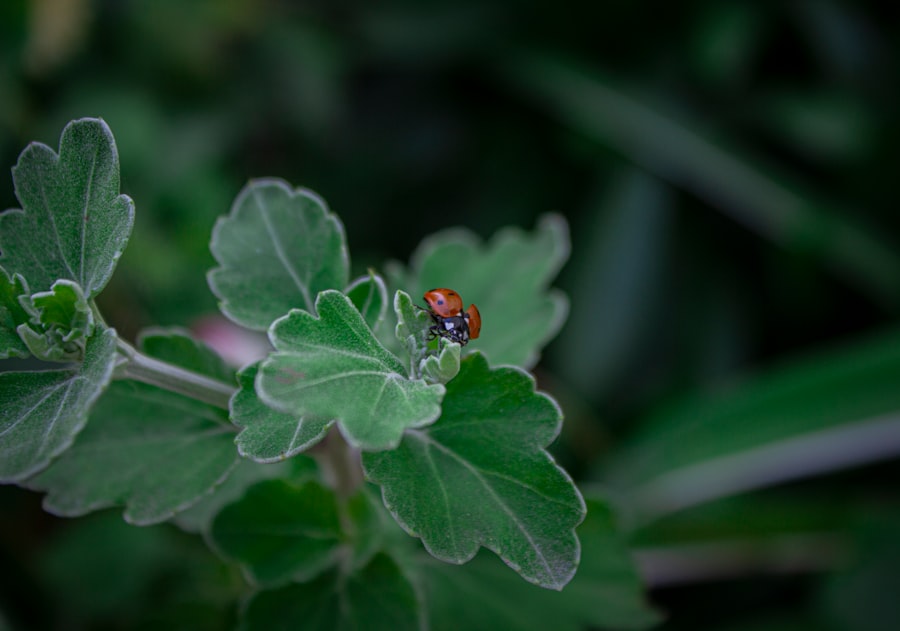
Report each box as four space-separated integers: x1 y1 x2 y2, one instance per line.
425 311 443 342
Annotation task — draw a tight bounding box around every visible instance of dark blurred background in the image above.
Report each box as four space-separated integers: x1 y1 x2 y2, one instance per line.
2 1 900 630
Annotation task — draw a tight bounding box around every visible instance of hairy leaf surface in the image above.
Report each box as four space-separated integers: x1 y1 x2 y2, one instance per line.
363 353 586 590
258 290 444 450
209 179 348 330
26 330 238 524
0 266 30 358
0 327 117 481
18 279 94 362
346 272 388 333
211 479 342 586
1 118 133 296
172 456 312 534
232 362 333 462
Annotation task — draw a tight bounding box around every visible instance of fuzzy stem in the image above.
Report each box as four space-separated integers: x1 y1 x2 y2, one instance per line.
115 339 235 409
316 427 363 500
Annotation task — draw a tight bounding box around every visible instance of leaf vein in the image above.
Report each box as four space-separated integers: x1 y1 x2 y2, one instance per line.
288 418 308 451
256 188 313 311
288 343 390 369
39 375 81 457
79 142 100 287
413 431 556 579
273 369 391 392
41 175 77 282
420 435 459 552
0 374 72 439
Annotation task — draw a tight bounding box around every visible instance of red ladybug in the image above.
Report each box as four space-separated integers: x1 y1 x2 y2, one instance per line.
423 288 481 346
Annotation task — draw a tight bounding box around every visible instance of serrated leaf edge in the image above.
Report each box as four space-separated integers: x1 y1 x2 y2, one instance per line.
366 354 587 590
207 178 350 330
5 118 135 298
232 362 334 464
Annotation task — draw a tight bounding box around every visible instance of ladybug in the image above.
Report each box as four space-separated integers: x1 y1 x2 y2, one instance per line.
422 288 481 346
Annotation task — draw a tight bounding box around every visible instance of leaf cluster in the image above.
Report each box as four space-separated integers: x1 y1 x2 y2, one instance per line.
0 119 656 629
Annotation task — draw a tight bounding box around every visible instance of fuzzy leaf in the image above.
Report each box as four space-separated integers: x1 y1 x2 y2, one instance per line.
210 478 343 586
403 214 569 368
238 552 421 631
344 488 394 570
18 279 94 362
172 456 313 534
394 289 432 344
420 342 461 385
423 500 660 631
208 179 349 330
392 290 431 375
0 266 30 358
363 353 586 590
0 118 134 296
258 290 445 450
25 330 239 524
0 327 117 482
137 327 234 382
346 272 388 332
232 362 333 462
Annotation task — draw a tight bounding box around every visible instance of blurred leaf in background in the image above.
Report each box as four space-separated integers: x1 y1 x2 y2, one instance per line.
2 0 900 629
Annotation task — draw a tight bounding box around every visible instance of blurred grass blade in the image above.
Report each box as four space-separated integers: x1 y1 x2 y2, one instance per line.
632 414 900 518
554 168 672 399
608 328 900 520
501 54 900 309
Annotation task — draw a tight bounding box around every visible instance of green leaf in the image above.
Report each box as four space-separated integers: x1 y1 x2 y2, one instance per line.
25 330 239 524
172 456 314 534
258 290 445 450
0 266 30 358
423 499 660 631
394 289 432 345
344 487 395 570
238 552 422 631
0 327 117 482
1 118 134 296
404 214 569 368
393 289 432 377
609 328 900 519
346 271 388 333
363 353 586 590
18 279 94 361
210 478 342 586
232 362 333 462
420 342 461 385
137 327 234 383
208 179 349 330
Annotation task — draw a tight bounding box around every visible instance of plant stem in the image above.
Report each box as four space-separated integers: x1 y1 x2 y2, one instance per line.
317 427 363 499
115 339 235 409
